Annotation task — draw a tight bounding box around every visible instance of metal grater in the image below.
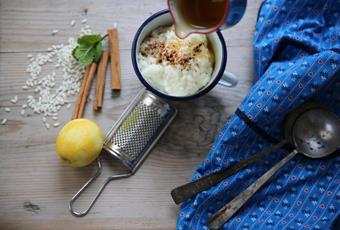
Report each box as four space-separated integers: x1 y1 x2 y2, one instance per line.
103 89 177 172
69 89 177 217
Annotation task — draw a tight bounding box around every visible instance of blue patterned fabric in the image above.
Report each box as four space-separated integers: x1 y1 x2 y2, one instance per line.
176 0 340 229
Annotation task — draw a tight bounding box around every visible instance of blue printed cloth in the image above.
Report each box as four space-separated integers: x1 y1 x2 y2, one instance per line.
177 0 340 229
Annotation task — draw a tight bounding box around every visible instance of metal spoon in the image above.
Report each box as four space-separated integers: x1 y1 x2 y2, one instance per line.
209 107 340 230
171 102 317 205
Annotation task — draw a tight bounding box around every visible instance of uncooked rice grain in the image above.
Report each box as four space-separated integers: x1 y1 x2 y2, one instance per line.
51 30 59 35
21 24 93 128
10 96 18 104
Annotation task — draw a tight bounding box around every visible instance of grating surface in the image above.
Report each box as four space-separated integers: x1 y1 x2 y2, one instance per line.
105 91 176 170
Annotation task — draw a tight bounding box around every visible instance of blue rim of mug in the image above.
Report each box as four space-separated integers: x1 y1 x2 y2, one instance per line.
131 9 227 101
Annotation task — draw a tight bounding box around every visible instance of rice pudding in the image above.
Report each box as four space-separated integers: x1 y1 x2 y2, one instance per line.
138 26 214 96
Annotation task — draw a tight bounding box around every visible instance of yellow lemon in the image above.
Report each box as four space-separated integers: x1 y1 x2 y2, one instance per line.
56 118 103 167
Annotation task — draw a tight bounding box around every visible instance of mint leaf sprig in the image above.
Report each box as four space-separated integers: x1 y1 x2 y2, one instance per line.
72 34 108 65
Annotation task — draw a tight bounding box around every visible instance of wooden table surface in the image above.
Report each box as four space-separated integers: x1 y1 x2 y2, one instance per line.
0 0 263 229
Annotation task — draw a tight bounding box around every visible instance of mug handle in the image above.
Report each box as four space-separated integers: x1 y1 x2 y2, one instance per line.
218 70 238 87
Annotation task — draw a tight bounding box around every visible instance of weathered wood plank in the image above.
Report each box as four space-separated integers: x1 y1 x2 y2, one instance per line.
0 0 263 229
0 0 262 52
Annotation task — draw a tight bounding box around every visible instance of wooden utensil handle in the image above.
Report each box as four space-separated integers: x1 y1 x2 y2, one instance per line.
171 140 289 204
208 149 298 230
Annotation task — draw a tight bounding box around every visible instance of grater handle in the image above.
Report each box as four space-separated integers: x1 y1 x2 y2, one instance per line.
69 158 132 217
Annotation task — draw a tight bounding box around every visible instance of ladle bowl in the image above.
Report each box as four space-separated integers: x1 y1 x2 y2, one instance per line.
209 104 340 229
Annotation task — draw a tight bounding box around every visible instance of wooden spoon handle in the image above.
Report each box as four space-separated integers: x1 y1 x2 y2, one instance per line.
208 149 298 230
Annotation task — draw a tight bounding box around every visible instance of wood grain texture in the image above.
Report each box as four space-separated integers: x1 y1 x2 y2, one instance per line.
0 0 263 229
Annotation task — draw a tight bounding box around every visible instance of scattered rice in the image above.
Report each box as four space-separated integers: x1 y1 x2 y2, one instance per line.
52 116 58 121
21 109 25 116
20 22 93 129
80 27 92 35
45 123 50 129
53 122 60 127
4 108 11 112
81 19 88 24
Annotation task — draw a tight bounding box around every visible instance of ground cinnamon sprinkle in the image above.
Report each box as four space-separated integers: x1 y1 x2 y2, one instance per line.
140 34 205 70
137 26 214 96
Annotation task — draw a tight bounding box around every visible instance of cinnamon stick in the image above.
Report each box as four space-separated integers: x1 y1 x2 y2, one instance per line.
93 50 110 110
78 63 97 118
107 28 121 91
72 65 90 119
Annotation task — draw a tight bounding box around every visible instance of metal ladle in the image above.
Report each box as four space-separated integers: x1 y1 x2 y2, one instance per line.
208 105 340 230
172 103 321 204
